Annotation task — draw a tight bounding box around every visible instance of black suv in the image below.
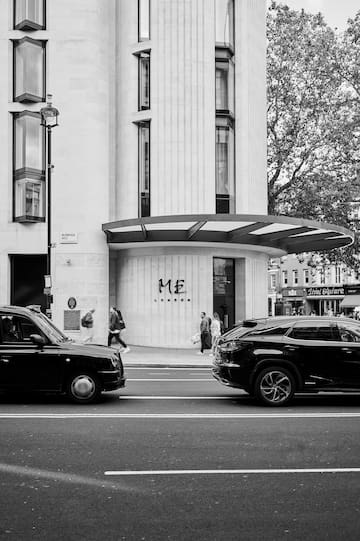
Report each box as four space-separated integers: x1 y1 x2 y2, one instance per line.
212 316 360 406
0 305 126 403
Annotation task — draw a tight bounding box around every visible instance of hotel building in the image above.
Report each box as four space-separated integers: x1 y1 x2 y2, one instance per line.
0 0 353 347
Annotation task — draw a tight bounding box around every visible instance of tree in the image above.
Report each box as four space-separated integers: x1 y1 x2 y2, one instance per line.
267 2 360 271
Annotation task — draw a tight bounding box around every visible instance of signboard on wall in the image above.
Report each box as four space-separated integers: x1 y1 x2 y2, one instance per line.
64 310 80 331
307 287 344 297
60 233 78 244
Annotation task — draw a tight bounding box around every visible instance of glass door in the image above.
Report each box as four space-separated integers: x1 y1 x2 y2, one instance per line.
213 258 235 331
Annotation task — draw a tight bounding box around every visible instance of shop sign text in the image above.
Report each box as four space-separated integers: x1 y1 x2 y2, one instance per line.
307 287 344 297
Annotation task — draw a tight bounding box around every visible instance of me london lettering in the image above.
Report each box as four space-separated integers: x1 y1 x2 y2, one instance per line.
158 279 186 294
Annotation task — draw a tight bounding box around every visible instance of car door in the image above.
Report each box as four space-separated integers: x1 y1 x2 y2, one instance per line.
0 313 64 391
334 320 360 387
284 321 345 388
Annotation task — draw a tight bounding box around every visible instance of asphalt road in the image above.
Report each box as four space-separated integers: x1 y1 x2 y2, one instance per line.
1 367 360 540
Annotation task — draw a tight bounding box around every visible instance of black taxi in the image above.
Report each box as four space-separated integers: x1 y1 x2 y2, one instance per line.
0 305 125 403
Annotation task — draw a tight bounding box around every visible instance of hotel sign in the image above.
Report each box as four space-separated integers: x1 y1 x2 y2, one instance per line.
307 287 344 297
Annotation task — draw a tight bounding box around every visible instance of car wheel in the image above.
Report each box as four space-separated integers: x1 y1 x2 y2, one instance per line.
66 372 101 404
254 367 295 406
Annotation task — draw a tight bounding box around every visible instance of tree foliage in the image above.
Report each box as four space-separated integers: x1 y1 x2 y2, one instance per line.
267 2 360 270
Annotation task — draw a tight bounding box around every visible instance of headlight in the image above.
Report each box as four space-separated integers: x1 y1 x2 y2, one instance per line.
219 340 244 352
110 356 120 369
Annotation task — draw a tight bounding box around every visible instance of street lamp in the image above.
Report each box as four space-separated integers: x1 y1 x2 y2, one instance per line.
40 94 59 315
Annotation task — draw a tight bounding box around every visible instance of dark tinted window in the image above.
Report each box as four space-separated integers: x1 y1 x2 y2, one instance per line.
337 322 360 343
288 322 336 341
251 324 293 337
0 314 41 344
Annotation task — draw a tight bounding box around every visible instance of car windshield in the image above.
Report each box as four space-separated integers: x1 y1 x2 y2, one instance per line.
33 312 70 343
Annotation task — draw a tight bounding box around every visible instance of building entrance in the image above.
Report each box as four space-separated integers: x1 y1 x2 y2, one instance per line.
10 255 47 313
213 257 235 331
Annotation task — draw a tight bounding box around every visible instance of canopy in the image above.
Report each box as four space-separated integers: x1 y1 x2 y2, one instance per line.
102 214 354 254
340 295 360 308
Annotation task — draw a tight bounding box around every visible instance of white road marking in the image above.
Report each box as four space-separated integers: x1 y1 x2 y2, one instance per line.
125 367 210 371
105 468 360 476
119 396 233 399
128 378 213 381
1 413 360 419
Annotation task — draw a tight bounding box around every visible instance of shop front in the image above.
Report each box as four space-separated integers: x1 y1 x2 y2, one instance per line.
340 285 360 316
280 287 306 315
306 286 345 316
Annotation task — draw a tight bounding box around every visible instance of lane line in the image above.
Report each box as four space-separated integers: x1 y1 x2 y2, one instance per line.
105 468 360 476
128 378 213 381
1 413 360 419
119 396 234 399
124 367 210 371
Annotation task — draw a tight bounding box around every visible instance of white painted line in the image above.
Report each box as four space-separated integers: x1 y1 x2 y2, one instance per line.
128 378 213 382
105 468 360 476
119 396 233 400
1 413 360 419
125 367 210 371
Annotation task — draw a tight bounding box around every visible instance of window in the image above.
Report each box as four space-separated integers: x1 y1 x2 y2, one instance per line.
13 37 45 102
293 270 298 285
0 314 41 344
13 111 45 222
338 322 360 343
252 324 293 337
216 125 234 213
138 0 150 41
320 268 326 285
139 122 150 217
270 274 276 289
215 0 234 49
138 52 150 110
215 58 234 114
288 322 336 341
14 0 45 30
304 269 310 285
335 266 341 284
282 270 288 286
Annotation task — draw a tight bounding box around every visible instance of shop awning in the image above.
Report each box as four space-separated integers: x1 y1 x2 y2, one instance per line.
340 295 360 308
102 214 354 255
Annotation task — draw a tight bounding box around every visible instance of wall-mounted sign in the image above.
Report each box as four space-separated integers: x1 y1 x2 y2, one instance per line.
60 232 78 244
67 297 77 309
158 279 186 294
306 287 344 297
64 310 80 331
283 288 305 297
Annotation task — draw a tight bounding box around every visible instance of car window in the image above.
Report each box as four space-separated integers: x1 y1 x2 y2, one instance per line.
288 321 336 341
250 323 293 337
337 322 360 343
0 314 42 344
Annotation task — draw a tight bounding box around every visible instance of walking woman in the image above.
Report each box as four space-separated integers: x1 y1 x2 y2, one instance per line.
108 306 130 352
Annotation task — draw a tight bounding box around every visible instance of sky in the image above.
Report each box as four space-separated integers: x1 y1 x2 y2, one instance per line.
270 0 359 30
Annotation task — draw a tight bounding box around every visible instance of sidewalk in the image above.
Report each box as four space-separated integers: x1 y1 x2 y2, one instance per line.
119 345 213 368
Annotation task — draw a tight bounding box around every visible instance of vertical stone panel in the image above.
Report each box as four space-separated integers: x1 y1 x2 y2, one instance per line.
151 0 215 216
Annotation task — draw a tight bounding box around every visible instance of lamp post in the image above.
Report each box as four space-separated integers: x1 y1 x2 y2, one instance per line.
40 94 59 315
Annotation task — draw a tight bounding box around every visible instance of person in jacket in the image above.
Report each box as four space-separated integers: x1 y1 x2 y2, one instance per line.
198 311 212 355
81 309 95 343
108 306 130 352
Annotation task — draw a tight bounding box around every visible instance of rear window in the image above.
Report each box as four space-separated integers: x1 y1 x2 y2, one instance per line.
288 322 336 341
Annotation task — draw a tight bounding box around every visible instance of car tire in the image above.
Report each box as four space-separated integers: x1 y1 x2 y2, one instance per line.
66 372 101 404
254 366 295 407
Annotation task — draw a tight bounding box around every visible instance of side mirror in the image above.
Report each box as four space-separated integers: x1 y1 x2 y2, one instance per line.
30 334 46 347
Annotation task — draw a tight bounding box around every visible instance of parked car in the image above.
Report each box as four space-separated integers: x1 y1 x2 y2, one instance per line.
212 316 360 406
0 305 126 403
